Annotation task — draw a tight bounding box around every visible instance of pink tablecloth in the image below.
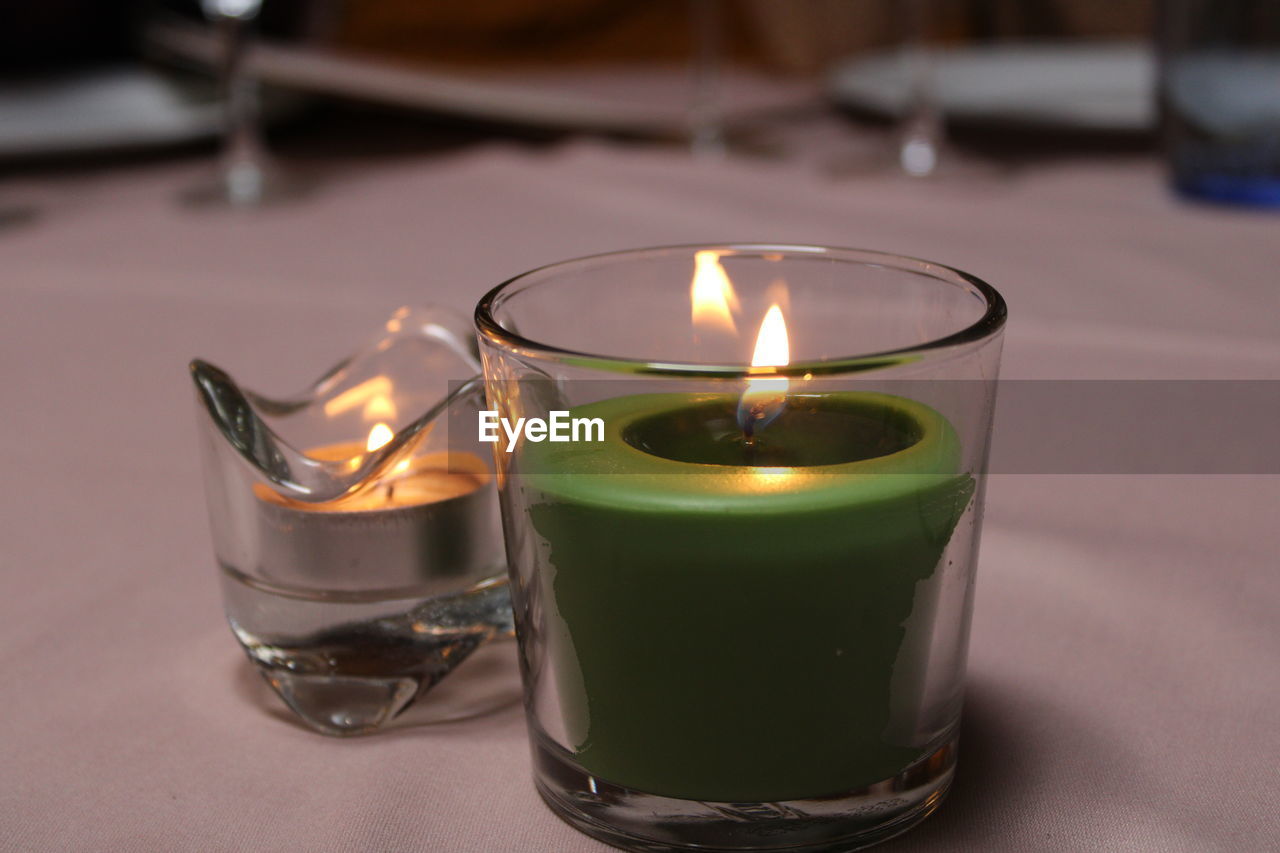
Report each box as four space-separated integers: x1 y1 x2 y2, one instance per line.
2 140 1277 851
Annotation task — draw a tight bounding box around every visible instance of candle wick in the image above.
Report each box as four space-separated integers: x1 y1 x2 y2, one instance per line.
742 413 758 464
385 482 396 502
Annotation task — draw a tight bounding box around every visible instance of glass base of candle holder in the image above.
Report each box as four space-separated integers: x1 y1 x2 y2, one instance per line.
530 728 957 852
221 565 514 736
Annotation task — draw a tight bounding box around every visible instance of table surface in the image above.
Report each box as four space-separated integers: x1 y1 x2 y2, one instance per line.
2 134 1278 852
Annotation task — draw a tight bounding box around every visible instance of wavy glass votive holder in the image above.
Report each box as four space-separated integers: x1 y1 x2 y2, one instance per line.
475 245 1006 851
192 309 514 736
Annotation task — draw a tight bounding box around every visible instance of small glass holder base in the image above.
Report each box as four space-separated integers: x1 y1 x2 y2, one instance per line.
531 730 957 853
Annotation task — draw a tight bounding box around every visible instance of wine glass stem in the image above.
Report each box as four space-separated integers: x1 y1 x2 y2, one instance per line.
217 14 266 174
690 0 725 156
899 0 943 176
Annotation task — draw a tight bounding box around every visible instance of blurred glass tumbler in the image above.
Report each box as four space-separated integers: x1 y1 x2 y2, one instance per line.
476 246 1006 851
1159 0 1280 206
192 308 513 736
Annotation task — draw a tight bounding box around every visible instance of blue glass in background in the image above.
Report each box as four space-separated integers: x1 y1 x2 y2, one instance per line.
1158 0 1280 207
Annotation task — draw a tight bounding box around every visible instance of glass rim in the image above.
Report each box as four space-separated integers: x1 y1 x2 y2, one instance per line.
474 243 1007 378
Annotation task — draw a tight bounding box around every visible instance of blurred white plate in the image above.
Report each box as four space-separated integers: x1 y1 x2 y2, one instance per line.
0 65 221 158
1165 53 1280 134
829 41 1154 132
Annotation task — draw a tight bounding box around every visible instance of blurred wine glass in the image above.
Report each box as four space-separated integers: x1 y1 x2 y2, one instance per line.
896 0 943 176
688 0 790 159
832 0 998 180
183 0 303 207
689 0 726 157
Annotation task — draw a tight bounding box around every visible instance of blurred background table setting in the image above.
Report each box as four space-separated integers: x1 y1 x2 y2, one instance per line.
1 1 1278 851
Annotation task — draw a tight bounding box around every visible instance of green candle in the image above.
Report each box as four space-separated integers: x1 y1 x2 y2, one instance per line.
518 390 974 803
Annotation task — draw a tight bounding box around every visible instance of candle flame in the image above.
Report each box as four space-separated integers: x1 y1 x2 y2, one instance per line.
739 304 790 438
366 422 395 452
690 250 740 334
750 304 789 370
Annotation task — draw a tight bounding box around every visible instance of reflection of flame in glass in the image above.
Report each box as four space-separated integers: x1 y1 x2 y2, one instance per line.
363 394 397 421
738 304 789 438
323 376 394 418
690 250 740 334
385 306 410 333
748 465 795 488
366 422 395 452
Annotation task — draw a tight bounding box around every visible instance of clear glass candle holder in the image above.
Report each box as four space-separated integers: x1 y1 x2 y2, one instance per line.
192 308 513 736
475 245 1006 851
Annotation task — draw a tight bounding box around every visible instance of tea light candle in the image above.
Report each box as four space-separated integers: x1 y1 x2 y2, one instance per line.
519 390 973 803
251 440 498 594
